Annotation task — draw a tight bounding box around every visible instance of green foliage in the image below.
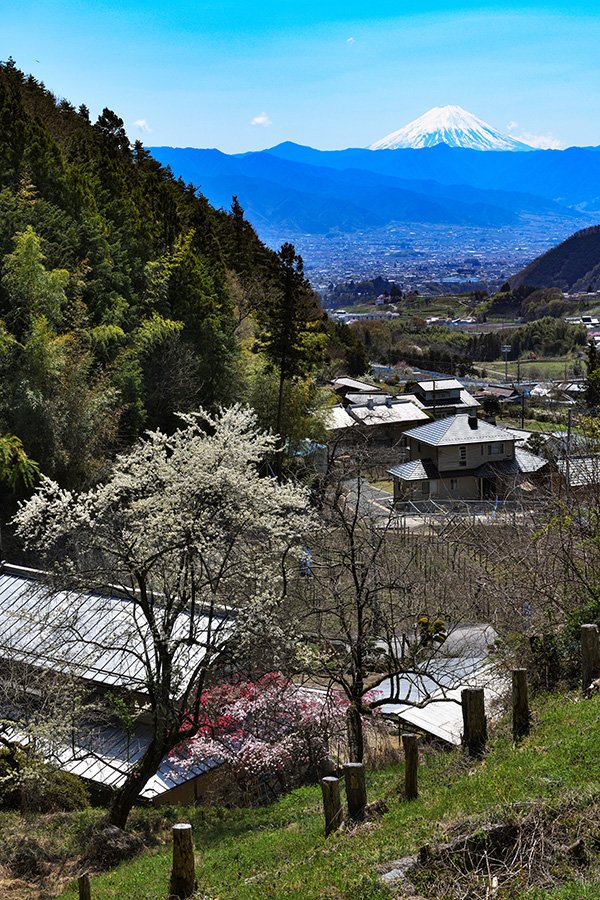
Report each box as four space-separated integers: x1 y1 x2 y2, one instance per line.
34 766 90 813
326 320 369 376
256 243 325 383
0 60 326 491
1 225 68 336
511 224 600 294
469 317 587 363
0 432 39 489
249 368 327 464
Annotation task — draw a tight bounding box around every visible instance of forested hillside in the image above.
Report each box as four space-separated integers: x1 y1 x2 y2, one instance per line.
510 225 600 292
0 60 348 493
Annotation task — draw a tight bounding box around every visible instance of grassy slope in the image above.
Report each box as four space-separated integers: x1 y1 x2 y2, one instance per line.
59 694 600 900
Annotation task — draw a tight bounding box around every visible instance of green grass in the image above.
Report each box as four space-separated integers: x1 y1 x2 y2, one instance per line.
369 479 394 494
57 693 600 899
475 357 583 382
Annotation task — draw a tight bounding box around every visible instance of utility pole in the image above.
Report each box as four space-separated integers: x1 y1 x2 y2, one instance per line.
521 390 525 429
501 345 512 384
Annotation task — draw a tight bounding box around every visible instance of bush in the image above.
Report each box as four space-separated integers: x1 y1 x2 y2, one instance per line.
35 766 90 812
0 750 90 812
0 750 21 808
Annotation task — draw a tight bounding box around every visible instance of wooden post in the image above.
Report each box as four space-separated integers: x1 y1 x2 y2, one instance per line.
461 688 487 757
78 874 91 900
343 762 367 821
321 776 343 836
512 668 530 740
402 732 419 800
169 823 196 899
581 624 600 693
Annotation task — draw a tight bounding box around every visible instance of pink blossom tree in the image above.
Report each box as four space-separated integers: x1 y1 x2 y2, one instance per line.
172 674 379 793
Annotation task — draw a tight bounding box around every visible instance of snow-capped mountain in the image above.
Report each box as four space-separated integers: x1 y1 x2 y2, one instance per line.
370 105 533 152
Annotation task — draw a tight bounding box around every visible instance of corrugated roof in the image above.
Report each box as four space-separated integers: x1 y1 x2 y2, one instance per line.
3 718 221 798
378 657 507 745
324 406 356 431
404 415 515 447
416 379 464 392
332 377 381 393
514 447 549 474
0 567 224 695
344 392 391 406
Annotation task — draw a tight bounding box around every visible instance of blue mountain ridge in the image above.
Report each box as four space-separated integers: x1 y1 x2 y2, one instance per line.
149 143 600 236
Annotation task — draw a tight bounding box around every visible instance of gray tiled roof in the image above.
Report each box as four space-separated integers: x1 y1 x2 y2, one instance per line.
475 448 547 478
404 415 515 447
387 458 439 481
514 447 549 474
557 455 600 487
350 402 429 427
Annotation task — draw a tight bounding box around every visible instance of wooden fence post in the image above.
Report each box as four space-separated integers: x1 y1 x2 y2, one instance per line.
461 688 487 757
343 762 367 821
581 624 600 693
321 776 342 836
78 873 91 900
402 733 419 800
512 668 530 740
169 823 196 899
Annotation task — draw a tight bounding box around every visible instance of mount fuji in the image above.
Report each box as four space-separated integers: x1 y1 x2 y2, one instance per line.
370 105 533 152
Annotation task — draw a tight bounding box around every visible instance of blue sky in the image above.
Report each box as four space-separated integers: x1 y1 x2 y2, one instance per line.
4 1 599 152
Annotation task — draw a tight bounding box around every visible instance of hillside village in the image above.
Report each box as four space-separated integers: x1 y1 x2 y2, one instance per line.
0 60 600 900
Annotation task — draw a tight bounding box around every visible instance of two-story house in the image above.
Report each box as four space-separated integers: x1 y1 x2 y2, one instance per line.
388 413 548 503
410 379 480 419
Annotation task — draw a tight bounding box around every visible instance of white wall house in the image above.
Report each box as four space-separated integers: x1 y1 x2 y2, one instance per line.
388 413 547 503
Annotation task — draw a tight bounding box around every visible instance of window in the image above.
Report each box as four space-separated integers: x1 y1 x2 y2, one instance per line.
459 446 467 466
488 442 504 456
450 478 458 491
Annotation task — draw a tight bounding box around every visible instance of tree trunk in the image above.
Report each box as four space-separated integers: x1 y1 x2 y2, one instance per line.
346 702 364 763
275 366 286 481
107 737 169 829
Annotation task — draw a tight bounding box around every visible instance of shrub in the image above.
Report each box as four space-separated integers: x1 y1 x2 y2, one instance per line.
0 750 90 812
35 766 90 812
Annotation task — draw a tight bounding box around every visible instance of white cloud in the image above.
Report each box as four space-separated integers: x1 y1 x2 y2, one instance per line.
347 37 355 44
135 119 151 133
513 130 565 150
251 111 272 127
506 120 518 132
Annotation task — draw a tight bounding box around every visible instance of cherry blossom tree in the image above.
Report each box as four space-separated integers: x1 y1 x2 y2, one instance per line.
13 406 309 828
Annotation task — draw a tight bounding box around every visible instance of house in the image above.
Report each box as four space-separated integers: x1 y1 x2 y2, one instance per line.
331 377 386 401
411 379 480 419
325 396 429 450
0 563 225 805
387 413 548 503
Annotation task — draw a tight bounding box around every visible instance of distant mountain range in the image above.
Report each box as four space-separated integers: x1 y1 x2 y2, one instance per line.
510 225 600 292
370 105 532 152
150 140 600 237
